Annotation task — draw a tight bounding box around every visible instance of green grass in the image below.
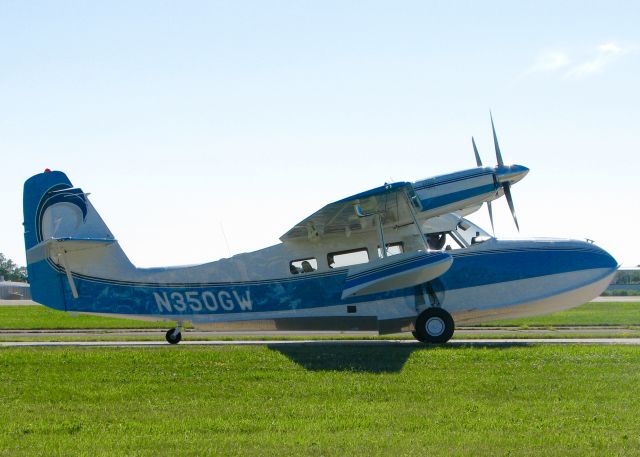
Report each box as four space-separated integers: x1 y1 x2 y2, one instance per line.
1 345 639 456
480 301 640 326
2 301 640 335
0 305 180 329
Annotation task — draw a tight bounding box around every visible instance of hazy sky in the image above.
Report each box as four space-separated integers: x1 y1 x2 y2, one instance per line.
1 1 639 268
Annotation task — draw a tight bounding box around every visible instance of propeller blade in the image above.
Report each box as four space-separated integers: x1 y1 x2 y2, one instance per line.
502 183 520 232
487 201 495 236
490 112 504 166
472 137 482 167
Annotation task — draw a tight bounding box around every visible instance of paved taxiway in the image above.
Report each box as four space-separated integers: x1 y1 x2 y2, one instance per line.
2 338 640 347
3 298 639 341
2 297 638 347
591 296 640 302
1 325 636 339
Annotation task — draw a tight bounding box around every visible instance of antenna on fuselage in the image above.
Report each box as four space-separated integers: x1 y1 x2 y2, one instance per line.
220 221 232 257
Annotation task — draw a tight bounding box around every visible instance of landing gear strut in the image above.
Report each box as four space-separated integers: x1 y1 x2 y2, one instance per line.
412 307 454 344
165 324 183 344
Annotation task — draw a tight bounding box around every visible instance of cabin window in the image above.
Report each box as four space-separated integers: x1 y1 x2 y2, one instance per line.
327 248 369 268
378 242 404 258
290 258 318 274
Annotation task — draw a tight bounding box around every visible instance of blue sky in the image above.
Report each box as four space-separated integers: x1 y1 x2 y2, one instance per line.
1 1 639 267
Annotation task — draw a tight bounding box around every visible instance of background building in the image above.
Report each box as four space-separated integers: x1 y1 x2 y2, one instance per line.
604 268 640 295
0 279 31 300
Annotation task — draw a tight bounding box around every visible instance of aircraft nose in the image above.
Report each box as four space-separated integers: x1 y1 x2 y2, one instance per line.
583 241 618 270
562 239 618 273
496 164 529 185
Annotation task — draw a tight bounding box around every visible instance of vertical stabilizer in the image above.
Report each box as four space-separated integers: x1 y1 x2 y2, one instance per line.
23 170 133 310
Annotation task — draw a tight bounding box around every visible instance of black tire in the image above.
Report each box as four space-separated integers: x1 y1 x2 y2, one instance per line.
165 328 182 344
413 308 454 344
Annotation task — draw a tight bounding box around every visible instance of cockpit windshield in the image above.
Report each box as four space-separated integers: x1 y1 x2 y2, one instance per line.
451 218 492 248
424 215 492 251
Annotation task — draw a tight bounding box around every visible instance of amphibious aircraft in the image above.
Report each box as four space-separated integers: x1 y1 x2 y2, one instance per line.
23 119 618 344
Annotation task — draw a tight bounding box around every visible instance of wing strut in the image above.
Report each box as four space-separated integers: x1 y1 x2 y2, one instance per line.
403 191 430 251
376 214 387 258
55 248 79 299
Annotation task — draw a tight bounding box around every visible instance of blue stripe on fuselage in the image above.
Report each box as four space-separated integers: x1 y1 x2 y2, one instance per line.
419 184 496 211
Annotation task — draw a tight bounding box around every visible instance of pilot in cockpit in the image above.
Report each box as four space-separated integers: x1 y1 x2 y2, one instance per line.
427 232 447 250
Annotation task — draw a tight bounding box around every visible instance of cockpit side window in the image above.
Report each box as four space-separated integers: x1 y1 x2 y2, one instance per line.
328 248 369 268
289 258 318 274
378 242 404 258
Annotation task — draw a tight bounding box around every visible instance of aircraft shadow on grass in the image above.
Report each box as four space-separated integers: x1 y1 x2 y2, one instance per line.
267 341 530 373
268 343 418 373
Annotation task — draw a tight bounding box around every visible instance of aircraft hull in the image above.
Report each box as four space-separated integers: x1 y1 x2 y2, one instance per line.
40 239 617 334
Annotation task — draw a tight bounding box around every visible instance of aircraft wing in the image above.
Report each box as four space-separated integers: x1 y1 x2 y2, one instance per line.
280 182 416 242
281 169 507 242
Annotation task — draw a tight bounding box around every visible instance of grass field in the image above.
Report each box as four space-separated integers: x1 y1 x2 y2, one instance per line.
1 344 639 456
0 305 180 329
479 301 640 326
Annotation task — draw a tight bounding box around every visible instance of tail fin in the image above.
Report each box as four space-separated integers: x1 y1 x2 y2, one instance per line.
23 170 133 310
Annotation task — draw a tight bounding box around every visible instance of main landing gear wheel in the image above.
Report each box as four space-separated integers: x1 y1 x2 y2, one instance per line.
413 308 455 344
165 327 182 345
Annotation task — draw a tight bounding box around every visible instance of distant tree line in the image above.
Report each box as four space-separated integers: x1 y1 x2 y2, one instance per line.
0 253 27 282
611 270 640 285
602 289 640 296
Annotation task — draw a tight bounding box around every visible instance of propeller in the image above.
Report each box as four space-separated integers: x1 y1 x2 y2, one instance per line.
490 112 504 167
472 136 495 235
472 113 521 233
490 112 520 232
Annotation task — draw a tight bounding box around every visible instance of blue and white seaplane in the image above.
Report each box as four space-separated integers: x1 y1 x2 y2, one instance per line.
23 119 618 344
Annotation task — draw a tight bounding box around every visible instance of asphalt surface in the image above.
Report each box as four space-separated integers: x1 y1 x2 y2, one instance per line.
591 296 640 302
0 299 38 306
1 297 638 347
1 325 637 339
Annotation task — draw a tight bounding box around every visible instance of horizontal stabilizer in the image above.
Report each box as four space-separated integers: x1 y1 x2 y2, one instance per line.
27 237 117 264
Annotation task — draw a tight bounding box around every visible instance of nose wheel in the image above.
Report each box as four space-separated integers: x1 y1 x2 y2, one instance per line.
413 307 454 344
165 325 183 344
